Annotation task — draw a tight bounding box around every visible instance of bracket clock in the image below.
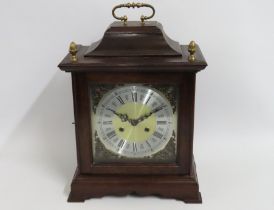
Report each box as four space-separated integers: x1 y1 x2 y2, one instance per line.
58 3 207 203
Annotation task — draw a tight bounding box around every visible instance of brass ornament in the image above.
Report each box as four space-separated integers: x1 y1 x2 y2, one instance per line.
69 42 78 62
112 2 155 23
188 41 196 62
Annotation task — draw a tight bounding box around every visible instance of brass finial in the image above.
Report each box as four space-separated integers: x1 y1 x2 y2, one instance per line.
188 41 196 62
69 42 78 62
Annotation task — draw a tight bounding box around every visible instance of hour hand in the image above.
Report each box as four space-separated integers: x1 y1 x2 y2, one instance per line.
106 108 128 122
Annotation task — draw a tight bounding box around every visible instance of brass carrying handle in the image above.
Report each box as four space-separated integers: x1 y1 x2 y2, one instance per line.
112 2 155 23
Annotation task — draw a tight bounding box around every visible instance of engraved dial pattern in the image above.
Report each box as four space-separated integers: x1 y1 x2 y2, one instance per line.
95 85 174 158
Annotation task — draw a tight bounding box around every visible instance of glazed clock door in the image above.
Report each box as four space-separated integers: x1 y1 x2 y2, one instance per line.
70 72 196 175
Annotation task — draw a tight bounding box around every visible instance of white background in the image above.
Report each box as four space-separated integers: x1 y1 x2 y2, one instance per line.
1 0 274 209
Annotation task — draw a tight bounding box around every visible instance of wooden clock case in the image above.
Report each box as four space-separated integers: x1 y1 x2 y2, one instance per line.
58 21 207 203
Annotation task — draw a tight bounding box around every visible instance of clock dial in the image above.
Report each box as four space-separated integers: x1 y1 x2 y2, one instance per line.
95 85 174 158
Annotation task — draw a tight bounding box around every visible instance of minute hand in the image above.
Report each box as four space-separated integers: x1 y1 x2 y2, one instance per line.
131 105 166 126
146 105 166 117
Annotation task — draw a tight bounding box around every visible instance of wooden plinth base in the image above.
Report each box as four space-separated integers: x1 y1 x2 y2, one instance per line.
68 162 202 203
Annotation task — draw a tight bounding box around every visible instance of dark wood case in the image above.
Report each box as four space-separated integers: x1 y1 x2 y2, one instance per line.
58 21 207 203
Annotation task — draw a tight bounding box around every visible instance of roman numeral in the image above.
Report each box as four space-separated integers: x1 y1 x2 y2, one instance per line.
106 130 116 139
132 92 137 102
157 121 167 125
133 142 138 152
103 121 112 125
116 96 125 104
145 140 153 151
118 139 125 148
153 131 163 139
145 93 153 104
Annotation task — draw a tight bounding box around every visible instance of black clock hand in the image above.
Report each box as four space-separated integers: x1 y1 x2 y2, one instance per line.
106 108 129 122
151 105 166 114
130 105 166 126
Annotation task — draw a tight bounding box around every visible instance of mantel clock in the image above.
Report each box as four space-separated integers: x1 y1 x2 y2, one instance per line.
58 3 207 203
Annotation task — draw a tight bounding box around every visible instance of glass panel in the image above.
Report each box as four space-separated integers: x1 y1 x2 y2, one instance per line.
90 84 178 164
